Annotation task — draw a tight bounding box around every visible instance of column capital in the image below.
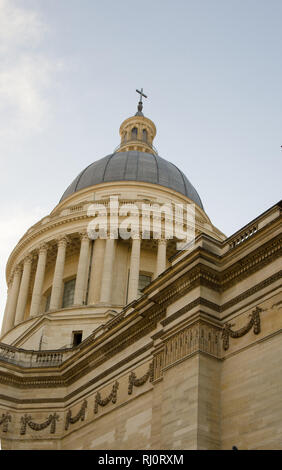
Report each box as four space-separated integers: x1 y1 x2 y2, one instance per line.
105 230 118 240
131 232 140 241
56 235 69 248
79 231 90 242
23 253 33 265
13 265 23 276
38 242 49 255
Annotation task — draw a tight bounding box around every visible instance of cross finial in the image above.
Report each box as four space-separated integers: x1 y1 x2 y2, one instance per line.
136 88 147 114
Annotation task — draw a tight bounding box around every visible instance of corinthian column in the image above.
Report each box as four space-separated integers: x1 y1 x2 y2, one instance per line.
100 237 116 303
30 243 48 317
88 238 106 304
2 267 22 333
155 238 167 277
50 236 68 310
15 255 33 325
1 278 15 335
127 235 141 303
1 280 12 336
74 232 90 305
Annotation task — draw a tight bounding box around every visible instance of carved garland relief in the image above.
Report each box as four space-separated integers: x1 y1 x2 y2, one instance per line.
94 381 119 414
222 307 262 351
0 363 154 437
128 363 153 395
0 413 11 433
65 400 87 431
20 413 59 435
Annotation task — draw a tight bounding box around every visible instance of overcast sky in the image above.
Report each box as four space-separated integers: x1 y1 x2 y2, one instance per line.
0 0 281 325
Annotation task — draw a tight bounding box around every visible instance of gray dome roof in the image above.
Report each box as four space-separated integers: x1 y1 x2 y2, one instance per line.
60 151 203 209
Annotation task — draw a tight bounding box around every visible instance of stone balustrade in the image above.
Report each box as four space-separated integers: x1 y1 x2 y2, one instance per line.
0 342 74 368
228 225 258 250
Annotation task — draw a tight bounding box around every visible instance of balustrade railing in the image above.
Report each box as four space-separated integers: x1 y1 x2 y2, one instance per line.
0 343 74 368
228 225 258 250
113 138 158 155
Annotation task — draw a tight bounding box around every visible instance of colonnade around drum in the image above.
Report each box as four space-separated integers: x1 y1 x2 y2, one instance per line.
1 232 168 336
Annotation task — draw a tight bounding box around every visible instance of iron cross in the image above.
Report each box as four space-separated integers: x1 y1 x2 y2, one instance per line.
136 88 148 103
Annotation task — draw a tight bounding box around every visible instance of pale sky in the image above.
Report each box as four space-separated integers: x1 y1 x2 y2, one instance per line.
0 0 281 326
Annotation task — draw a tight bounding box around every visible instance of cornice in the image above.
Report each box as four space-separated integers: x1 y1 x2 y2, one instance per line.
160 272 281 329
161 298 220 327
5 213 91 280
147 235 281 309
220 271 281 316
220 235 282 289
223 202 281 251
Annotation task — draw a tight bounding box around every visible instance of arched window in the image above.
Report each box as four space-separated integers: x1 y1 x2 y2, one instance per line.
131 127 138 139
62 278 76 308
142 129 148 142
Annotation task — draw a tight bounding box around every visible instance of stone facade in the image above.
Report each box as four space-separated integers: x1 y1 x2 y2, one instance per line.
0 111 281 450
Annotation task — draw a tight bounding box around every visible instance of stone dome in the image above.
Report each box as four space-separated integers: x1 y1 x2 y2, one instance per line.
60 151 204 209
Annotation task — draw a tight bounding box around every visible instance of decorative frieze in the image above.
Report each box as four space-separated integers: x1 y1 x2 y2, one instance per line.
153 322 221 380
222 307 262 351
164 322 220 366
20 413 59 435
94 381 119 414
0 412 11 433
128 363 153 395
